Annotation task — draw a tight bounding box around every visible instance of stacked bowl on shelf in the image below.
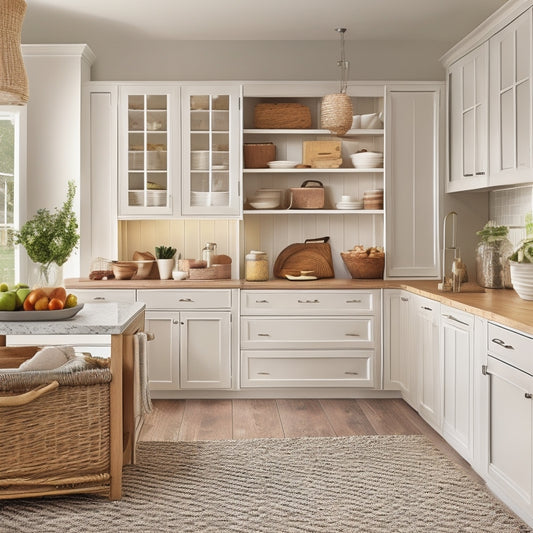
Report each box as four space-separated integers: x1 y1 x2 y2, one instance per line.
350 151 384 169
336 195 364 210
363 189 384 210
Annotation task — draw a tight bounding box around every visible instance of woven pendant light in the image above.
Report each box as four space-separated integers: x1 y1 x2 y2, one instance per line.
321 28 352 136
0 0 29 105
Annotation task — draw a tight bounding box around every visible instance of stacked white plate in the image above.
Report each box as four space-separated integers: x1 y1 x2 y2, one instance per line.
191 191 229 207
350 151 384 169
336 200 364 210
267 160 298 169
129 190 167 207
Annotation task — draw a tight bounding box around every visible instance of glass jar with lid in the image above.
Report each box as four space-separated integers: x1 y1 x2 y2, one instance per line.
245 250 269 281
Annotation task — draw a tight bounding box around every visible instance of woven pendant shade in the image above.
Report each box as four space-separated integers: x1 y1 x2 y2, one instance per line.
321 93 353 136
0 0 29 105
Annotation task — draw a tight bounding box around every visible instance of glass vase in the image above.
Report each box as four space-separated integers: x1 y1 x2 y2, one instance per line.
29 262 63 288
475 239 513 289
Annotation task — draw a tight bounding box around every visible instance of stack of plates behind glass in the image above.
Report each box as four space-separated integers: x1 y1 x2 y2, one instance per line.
128 190 167 207
191 191 229 207
336 200 364 210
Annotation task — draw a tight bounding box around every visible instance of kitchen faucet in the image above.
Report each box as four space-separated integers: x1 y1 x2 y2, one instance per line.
438 211 458 292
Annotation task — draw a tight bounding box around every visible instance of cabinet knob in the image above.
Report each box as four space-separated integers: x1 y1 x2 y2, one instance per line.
526 393 532 399
491 338 514 350
172 319 180 324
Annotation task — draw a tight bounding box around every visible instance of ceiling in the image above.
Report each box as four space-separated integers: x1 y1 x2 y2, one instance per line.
22 0 509 44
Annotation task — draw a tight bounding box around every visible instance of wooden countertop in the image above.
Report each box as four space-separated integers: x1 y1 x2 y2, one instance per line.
65 278 533 336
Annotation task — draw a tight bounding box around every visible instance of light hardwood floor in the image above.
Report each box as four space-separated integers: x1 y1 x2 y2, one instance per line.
139 398 481 483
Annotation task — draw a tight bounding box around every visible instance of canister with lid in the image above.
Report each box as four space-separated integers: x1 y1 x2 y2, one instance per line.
202 242 217 267
245 250 269 281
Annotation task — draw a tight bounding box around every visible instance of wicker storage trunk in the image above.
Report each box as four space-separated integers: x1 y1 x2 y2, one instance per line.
254 103 312 129
0 347 112 499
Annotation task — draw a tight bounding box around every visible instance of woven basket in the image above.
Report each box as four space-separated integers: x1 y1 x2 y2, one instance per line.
0 0 29 105
244 143 276 168
321 93 353 136
188 263 231 280
341 252 385 279
0 349 112 493
254 103 312 129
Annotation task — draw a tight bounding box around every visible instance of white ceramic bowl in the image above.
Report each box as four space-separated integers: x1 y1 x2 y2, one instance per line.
267 160 298 169
249 197 280 209
172 270 188 280
350 152 384 169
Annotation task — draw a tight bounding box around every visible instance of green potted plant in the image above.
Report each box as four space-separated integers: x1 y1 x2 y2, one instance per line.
508 212 533 300
155 245 177 280
10 181 79 286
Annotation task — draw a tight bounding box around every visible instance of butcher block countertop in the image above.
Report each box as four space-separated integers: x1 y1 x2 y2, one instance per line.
65 278 533 336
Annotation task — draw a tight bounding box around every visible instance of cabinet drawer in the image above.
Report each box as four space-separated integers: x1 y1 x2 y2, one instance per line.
241 350 374 388
241 290 377 315
241 317 374 349
137 289 232 310
73 289 136 304
488 323 533 375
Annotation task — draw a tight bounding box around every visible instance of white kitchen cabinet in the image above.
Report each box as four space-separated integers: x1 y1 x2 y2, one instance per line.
118 85 179 217
240 289 381 388
383 290 416 408
181 85 241 216
447 43 489 191
489 8 533 187
385 85 443 278
483 322 533 523
413 295 441 431
440 305 474 461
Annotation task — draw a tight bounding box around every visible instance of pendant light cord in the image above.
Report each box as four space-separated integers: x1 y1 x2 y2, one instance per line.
336 27 349 94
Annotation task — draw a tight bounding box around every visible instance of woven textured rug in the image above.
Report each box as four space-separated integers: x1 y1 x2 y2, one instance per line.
1 435 531 532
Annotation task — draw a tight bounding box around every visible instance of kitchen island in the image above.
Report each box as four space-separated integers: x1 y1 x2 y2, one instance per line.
0 301 146 500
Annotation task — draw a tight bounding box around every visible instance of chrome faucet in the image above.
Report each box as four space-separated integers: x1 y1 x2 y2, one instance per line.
439 211 458 292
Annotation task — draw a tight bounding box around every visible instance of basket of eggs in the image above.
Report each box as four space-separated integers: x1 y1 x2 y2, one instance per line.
341 246 385 279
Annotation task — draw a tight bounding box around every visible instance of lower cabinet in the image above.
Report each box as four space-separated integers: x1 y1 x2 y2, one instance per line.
440 305 474 461
413 295 441 431
240 290 381 389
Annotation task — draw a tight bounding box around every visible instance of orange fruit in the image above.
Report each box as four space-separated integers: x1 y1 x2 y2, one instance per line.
48 298 64 310
23 298 34 311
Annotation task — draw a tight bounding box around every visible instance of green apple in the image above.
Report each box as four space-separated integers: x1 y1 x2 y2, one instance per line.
15 288 31 310
0 291 17 311
12 283 29 291
0 283 8 292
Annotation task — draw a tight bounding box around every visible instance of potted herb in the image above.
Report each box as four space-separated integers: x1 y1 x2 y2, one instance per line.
509 212 533 300
155 245 177 280
10 181 79 286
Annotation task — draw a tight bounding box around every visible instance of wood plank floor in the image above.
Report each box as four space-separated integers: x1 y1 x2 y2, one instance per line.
139 398 481 483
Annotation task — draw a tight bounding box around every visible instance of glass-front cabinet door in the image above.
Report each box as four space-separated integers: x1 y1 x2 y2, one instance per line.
118 86 179 217
181 86 241 216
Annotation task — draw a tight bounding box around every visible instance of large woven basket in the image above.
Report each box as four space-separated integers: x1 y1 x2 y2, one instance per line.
254 103 312 129
0 351 112 494
321 93 353 136
341 252 385 279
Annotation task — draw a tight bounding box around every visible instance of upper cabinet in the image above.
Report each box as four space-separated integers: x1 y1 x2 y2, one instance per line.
443 4 533 191
117 84 241 219
447 43 489 192
181 86 241 217
489 8 533 187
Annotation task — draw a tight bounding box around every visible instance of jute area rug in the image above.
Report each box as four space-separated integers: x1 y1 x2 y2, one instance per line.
1 435 531 532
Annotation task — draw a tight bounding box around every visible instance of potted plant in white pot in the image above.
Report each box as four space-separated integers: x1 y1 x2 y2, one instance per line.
509 212 533 300
155 245 177 280
10 181 79 287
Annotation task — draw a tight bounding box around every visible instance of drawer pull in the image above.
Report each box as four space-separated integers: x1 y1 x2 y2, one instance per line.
255 299 269 304
491 338 514 350
344 371 359 375
400 297 409 302
345 333 361 337
257 372 270 375
257 333 270 337
179 298 193 303
526 393 533 399
442 314 470 327
346 299 362 303
475 171 486 175
421 306 432 311
93 296 106 301
298 299 319 304
463 173 473 177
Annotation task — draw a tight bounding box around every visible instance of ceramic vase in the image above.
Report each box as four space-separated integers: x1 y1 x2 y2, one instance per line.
157 258 175 280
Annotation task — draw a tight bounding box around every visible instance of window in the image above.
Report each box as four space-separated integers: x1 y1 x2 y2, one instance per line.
0 108 26 285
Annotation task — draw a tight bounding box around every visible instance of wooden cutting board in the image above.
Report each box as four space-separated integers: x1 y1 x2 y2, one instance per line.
273 242 335 279
302 141 342 166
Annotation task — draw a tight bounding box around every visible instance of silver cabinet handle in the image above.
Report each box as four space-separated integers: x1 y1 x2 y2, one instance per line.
178 298 193 302
526 393 532 399
345 333 361 337
421 306 432 311
298 299 319 304
491 338 515 350
172 319 180 324
476 171 486 175
255 299 269 303
257 333 270 337
257 371 270 375
400 297 409 302
344 371 359 375
442 314 470 327
346 299 362 303
93 296 106 301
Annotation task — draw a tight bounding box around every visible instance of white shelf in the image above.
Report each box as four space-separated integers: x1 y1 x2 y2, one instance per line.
243 209 384 215
243 168 384 173
243 128 384 136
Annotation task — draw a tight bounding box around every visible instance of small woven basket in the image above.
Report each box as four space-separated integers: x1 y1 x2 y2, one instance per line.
341 252 385 279
321 93 353 136
244 143 276 168
254 103 312 129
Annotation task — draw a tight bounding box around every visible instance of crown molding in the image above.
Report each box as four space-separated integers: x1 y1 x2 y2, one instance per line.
21 44 96 66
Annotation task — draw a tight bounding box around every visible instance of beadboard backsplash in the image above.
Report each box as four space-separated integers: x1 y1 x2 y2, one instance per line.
489 185 533 247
